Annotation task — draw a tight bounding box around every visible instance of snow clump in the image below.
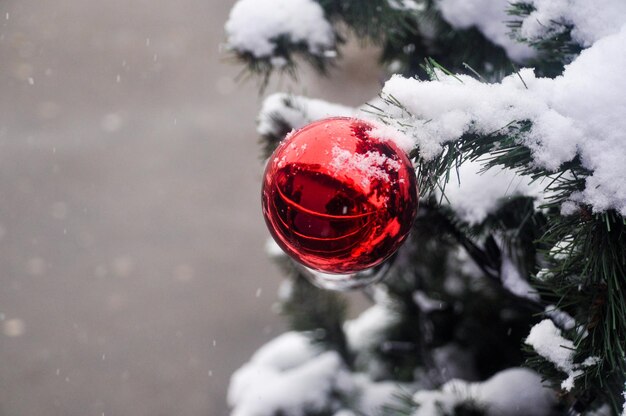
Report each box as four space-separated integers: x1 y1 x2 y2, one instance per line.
257 93 355 139
344 304 398 353
441 159 546 225
525 319 599 391
228 332 347 416
225 0 335 58
411 367 556 416
228 330 409 416
330 147 401 190
381 24 626 215
518 0 626 48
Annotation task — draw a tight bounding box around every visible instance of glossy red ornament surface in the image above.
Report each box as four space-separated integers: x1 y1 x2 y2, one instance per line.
262 117 418 274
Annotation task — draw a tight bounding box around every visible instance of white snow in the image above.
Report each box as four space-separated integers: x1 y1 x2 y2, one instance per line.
228 332 324 409
330 146 401 190
264 237 286 259
228 329 411 416
586 404 613 416
412 368 556 416
257 94 418 157
225 0 335 58
525 319 599 391
388 0 423 12
333 411 356 416
500 250 539 301
544 305 576 331
535 268 553 282
519 0 626 48
550 236 574 261
277 278 294 301
478 368 556 415
249 331 321 371
257 93 355 138
560 200 579 216
437 0 536 61
382 70 555 162
413 290 445 312
442 159 545 224
437 0 626 58
381 23 626 215
369 122 416 153
525 319 575 377
495 234 539 301
454 247 484 279
582 356 601 367
411 388 457 416
344 304 398 352
230 351 352 416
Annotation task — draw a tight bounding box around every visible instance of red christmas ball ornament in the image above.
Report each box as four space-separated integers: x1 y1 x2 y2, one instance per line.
262 117 418 275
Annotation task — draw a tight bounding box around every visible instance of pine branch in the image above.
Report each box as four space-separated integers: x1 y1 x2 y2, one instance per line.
226 37 339 91
535 210 626 413
229 0 523 85
507 2 583 77
375 70 626 412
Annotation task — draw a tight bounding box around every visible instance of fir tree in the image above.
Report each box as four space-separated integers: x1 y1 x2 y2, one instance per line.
224 1 626 415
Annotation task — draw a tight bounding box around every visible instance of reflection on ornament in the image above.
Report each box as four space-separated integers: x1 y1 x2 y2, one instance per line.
298 252 396 291
262 117 418 275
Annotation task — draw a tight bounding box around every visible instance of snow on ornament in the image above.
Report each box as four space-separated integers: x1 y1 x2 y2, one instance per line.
261 117 418 281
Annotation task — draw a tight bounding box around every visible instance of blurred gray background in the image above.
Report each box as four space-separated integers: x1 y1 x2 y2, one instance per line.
0 0 379 415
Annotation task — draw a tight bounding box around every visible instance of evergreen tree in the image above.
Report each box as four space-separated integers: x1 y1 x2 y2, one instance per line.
224 1 626 415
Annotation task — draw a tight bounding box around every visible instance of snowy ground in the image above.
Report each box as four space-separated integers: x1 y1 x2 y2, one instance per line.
0 0 379 415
